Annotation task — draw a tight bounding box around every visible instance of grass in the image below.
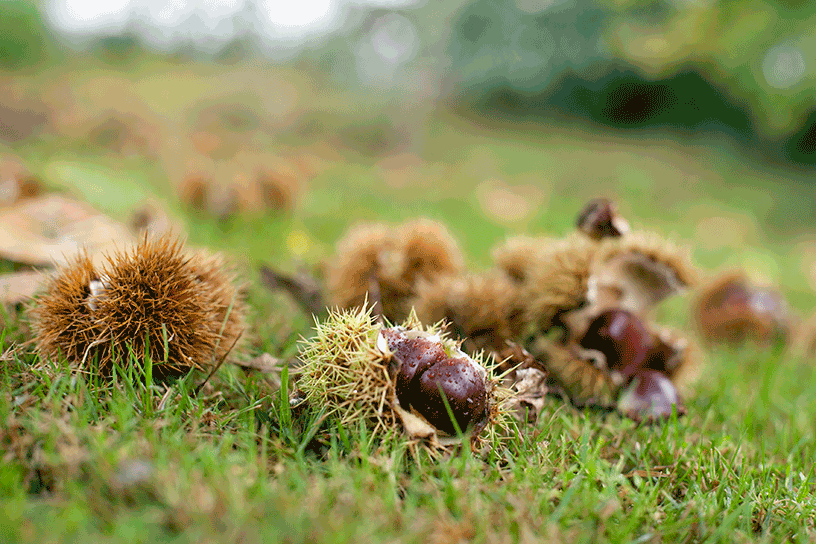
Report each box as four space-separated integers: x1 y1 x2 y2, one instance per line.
2 59 816 542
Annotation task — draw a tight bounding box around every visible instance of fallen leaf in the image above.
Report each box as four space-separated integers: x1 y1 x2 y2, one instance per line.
232 353 283 374
393 403 437 440
0 270 44 304
0 194 134 266
506 367 549 422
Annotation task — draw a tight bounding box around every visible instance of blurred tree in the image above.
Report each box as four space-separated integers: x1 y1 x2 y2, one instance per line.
446 0 816 165
94 33 143 66
448 0 612 94
0 0 52 69
604 0 816 139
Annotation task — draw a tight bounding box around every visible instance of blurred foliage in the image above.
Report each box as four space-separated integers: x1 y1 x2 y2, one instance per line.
448 0 612 93
94 33 144 66
0 1 52 70
605 0 816 138
447 0 816 164
4 0 816 164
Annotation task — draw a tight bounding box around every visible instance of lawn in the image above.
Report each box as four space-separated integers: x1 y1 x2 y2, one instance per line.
1 59 815 543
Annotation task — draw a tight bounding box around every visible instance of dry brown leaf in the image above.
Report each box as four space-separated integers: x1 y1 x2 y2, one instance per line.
0 270 45 304
506 367 549 422
0 194 134 266
232 353 283 374
393 403 437 441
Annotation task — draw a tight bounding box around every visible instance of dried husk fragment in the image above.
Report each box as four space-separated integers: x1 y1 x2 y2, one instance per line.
589 230 698 317
297 305 504 446
326 218 464 322
575 198 630 241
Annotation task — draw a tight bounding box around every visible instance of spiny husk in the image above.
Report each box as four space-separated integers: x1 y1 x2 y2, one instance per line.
540 340 616 408
28 251 98 366
491 235 555 285
326 222 393 312
594 230 699 290
185 250 248 362
297 305 510 447
29 235 245 378
411 271 520 353
536 324 699 413
521 233 598 333
326 218 464 322
582 230 698 319
297 303 395 432
382 218 464 292
173 149 303 219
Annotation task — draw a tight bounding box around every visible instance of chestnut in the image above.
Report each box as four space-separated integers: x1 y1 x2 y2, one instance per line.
383 330 447 409
579 309 653 379
383 327 489 435
617 370 685 422
415 356 488 435
576 198 629 240
642 334 679 375
695 274 790 346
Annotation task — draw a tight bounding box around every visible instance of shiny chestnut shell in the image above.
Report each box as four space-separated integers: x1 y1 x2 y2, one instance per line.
579 309 653 379
415 357 488 435
383 327 489 434
388 335 446 409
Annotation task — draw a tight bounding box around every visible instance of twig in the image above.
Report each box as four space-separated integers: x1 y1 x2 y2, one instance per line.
193 330 243 396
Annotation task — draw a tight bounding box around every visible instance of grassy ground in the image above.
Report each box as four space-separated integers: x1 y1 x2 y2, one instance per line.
2 60 816 543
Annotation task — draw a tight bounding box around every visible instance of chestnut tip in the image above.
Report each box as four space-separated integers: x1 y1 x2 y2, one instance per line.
617 370 685 423
576 198 629 240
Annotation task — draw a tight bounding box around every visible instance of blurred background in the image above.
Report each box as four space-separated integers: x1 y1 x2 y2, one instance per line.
6 0 816 162
3 0 816 315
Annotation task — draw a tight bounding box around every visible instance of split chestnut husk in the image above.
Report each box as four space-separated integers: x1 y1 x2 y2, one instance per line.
297 305 498 442
542 306 693 422
326 218 464 323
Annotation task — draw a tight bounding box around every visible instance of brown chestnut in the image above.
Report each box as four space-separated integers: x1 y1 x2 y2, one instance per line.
383 327 489 434
617 370 685 422
579 309 653 379
694 273 790 346
415 357 488 435
390 336 447 409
